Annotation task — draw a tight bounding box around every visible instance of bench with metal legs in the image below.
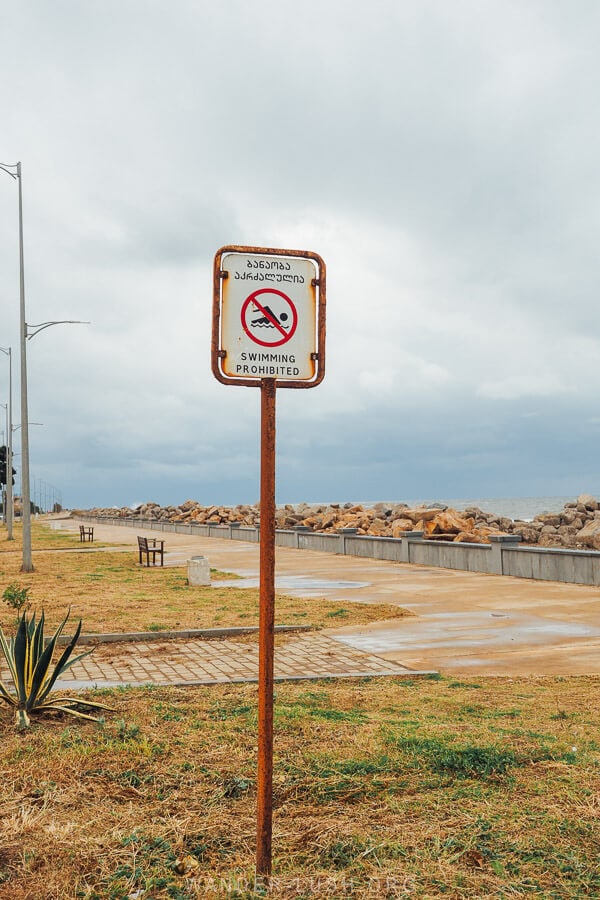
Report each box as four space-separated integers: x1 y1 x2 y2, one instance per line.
137 535 165 566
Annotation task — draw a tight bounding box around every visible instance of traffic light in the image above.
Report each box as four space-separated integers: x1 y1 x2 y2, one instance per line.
0 446 16 486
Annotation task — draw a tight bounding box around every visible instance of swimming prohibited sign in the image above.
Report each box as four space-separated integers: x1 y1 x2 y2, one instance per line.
211 244 326 877
212 245 326 388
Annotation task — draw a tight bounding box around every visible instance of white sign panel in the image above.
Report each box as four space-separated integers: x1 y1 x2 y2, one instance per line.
220 252 317 381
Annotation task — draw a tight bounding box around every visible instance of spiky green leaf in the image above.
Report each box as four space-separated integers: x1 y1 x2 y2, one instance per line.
27 635 63 708
0 678 17 706
0 627 18 688
36 618 85 703
37 703 105 723
42 696 113 711
32 611 46 665
13 615 28 701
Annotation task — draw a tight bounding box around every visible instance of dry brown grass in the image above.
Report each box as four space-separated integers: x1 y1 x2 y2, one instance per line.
1 522 598 897
0 519 115 553
0 675 599 898
0 523 407 635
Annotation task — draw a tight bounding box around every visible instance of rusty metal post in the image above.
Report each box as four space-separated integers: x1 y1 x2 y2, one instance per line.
256 377 276 876
212 245 325 877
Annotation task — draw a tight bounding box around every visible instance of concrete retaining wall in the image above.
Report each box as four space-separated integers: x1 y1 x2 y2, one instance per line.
409 539 495 574
79 515 600 586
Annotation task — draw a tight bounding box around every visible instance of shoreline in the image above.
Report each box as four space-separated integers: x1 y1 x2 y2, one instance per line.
305 495 576 522
75 494 600 553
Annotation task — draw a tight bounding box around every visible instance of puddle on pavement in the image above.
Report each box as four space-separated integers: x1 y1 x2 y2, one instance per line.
331 612 600 656
215 575 369 596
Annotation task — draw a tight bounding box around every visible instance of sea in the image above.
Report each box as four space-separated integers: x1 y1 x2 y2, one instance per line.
309 496 580 523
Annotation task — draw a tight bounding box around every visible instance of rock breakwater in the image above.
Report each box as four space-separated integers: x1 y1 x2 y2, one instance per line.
75 494 600 551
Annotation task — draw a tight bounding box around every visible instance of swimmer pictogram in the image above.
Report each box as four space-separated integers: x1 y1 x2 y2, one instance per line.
241 288 298 347
251 306 289 329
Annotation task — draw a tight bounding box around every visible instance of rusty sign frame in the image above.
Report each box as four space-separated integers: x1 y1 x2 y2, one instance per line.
212 245 326 389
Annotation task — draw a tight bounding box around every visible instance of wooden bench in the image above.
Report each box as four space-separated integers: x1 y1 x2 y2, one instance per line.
79 525 94 542
137 535 165 567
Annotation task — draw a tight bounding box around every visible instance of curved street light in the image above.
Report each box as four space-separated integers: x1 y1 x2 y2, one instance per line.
27 320 90 340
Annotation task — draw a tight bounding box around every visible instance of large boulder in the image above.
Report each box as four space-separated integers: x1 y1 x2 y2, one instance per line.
462 525 501 544
538 533 565 548
454 531 481 543
402 507 445 524
512 526 540 544
561 508 582 526
578 494 598 511
576 519 600 550
433 509 475 534
369 517 388 536
535 514 561 527
391 518 418 538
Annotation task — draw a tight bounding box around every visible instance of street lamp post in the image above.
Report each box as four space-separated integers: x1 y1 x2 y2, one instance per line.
0 161 32 569
0 347 14 539
1 161 89 571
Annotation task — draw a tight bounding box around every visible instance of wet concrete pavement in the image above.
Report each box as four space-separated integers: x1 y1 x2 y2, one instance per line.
66 519 600 677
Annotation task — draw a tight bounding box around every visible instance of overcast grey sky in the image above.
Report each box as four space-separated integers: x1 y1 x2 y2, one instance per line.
1 0 599 509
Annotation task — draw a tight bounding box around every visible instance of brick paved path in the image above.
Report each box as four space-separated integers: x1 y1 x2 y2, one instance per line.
43 632 427 689
0 518 435 691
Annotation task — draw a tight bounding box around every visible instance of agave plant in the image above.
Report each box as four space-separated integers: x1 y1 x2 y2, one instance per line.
0 609 113 728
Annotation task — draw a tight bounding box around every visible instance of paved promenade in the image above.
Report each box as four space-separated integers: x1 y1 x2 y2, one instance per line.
59 519 600 677
54 631 420 689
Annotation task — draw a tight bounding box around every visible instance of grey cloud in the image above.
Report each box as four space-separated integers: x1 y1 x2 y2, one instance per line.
2 1 600 507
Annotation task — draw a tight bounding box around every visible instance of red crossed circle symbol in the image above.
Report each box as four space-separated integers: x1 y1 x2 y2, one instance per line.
241 289 298 348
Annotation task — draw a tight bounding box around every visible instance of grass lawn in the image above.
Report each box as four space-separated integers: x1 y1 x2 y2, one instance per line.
0 522 408 634
1 522 599 897
0 520 114 553
1 675 599 898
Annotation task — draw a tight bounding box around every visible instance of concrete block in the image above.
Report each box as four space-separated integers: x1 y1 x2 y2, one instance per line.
400 531 424 563
489 534 521 575
187 556 211 586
